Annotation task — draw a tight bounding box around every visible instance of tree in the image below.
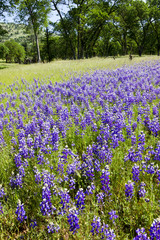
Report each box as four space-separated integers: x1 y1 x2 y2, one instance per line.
14 0 50 62
0 43 9 59
127 0 151 56
148 0 160 55
4 39 25 63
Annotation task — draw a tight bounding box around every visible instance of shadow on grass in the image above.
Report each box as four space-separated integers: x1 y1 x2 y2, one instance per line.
0 65 8 70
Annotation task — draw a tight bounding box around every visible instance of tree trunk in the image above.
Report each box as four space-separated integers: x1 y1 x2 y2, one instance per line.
34 32 41 63
46 28 51 62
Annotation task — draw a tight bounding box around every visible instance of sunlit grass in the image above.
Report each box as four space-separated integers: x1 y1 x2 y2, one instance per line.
0 55 160 85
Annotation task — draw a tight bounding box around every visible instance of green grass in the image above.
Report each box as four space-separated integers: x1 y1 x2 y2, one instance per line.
0 55 160 85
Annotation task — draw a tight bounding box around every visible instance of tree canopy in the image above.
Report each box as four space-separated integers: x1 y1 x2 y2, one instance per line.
1 0 160 61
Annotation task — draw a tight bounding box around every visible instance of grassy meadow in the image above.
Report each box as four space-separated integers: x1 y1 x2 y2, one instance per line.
0 56 160 239
1 55 160 85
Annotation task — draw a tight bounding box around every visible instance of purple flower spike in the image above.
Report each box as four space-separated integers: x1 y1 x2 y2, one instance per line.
0 202 3 214
67 208 80 234
108 210 118 223
149 218 160 239
47 222 60 233
100 167 111 195
133 227 149 240
125 180 134 200
91 216 101 236
15 200 27 223
75 188 85 211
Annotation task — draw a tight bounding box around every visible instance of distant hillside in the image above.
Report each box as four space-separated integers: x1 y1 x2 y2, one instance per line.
0 22 31 43
0 22 44 45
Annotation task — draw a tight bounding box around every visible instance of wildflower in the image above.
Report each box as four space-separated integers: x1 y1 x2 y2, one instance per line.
15 200 27 223
139 182 146 198
30 219 37 228
91 216 101 236
47 222 60 233
75 188 85 211
67 208 80 234
133 228 149 240
0 202 3 214
132 164 140 182
125 180 134 200
100 167 111 195
101 223 116 239
149 218 160 239
108 210 118 223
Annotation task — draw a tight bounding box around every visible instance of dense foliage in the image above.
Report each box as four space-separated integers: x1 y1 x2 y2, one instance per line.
0 60 160 239
0 39 25 63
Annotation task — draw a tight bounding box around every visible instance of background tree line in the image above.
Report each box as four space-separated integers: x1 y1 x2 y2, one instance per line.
0 0 160 63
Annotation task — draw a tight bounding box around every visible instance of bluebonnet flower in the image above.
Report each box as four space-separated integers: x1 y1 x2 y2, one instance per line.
47 222 60 233
91 216 101 236
126 125 132 137
139 182 146 198
138 131 145 150
96 192 105 204
30 219 37 228
69 177 76 190
125 180 134 200
132 122 137 132
108 210 118 223
157 170 160 183
75 188 85 211
40 184 52 216
0 202 3 214
149 218 160 239
146 163 155 174
85 183 95 195
59 189 71 215
133 227 149 240
131 134 136 145
33 167 41 184
148 117 160 137
15 200 27 223
100 167 111 195
132 164 140 182
10 173 23 189
67 208 80 234
154 142 160 161
101 223 116 239
0 185 6 198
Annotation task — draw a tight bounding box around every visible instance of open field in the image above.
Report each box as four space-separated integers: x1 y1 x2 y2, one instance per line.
0 55 160 85
0 56 160 239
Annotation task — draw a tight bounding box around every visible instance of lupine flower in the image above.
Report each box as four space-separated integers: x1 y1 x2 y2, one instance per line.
59 189 71 215
149 218 160 239
30 219 37 228
47 222 60 233
96 192 105 204
40 184 52 216
133 227 149 240
0 185 6 198
101 223 116 239
0 202 3 214
132 164 140 182
75 188 85 211
91 216 101 236
139 182 146 198
108 210 118 223
125 180 134 200
67 208 80 234
100 167 111 195
15 200 27 223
